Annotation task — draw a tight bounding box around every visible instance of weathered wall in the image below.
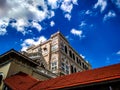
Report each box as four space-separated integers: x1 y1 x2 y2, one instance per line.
0 63 11 90
7 60 50 80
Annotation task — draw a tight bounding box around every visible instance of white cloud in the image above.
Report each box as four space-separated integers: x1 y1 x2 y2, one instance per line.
47 0 78 21
60 1 73 13
11 19 29 35
21 46 29 52
85 10 92 15
79 21 86 27
0 0 79 35
116 50 120 55
50 21 55 27
103 10 116 21
4 0 48 21
94 0 107 12
47 0 59 9
48 11 55 19
72 0 78 5
21 36 47 51
0 18 9 35
0 0 55 35
65 13 71 20
47 0 78 12
60 0 78 21
70 28 83 37
80 54 85 59
0 28 7 36
31 21 42 32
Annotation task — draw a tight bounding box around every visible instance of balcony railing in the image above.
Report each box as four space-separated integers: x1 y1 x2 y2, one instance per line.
35 67 58 78
29 55 41 59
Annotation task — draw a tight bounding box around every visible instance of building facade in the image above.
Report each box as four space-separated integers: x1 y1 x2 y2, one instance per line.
26 31 91 76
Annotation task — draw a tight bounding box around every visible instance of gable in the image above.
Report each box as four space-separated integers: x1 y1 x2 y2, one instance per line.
0 49 38 68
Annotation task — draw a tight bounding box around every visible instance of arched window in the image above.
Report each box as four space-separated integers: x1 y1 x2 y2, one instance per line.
76 57 79 63
72 53 75 60
79 59 81 66
70 65 74 73
82 62 85 69
74 68 77 73
0 73 3 85
69 50 72 58
64 46 67 54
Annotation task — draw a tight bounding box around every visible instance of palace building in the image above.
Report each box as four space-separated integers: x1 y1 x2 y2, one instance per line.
25 31 91 76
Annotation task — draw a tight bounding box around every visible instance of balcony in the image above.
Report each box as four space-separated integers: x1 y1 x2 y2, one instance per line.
27 52 41 59
35 67 58 78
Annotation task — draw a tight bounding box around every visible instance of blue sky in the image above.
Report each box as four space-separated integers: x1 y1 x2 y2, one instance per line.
0 0 120 68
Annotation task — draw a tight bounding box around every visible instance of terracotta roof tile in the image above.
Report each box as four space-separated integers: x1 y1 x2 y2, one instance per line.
4 63 120 90
30 63 120 90
4 72 39 90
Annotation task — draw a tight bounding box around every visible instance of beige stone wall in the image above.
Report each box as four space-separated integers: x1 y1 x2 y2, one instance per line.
7 61 32 77
25 41 51 70
0 63 11 90
41 42 51 65
57 32 92 75
29 41 52 70
7 60 50 81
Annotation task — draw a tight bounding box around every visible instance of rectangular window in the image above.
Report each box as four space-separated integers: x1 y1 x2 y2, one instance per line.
51 44 58 51
51 61 57 71
61 62 65 67
61 62 65 71
52 62 57 66
61 62 69 74
60 42 64 51
66 70 69 74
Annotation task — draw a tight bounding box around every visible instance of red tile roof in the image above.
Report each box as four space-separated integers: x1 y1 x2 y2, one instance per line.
30 63 120 90
4 63 120 90
4 72 39 90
